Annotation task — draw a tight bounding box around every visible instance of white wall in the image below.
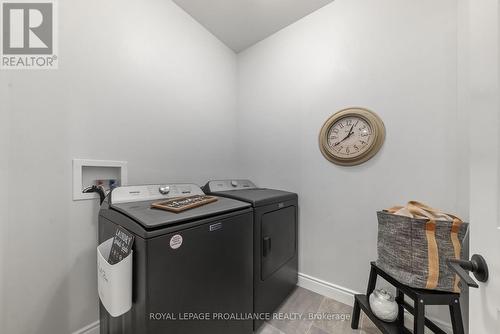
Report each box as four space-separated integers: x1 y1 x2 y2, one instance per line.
237 0 464 326
0 0 237 333
0 68 11 333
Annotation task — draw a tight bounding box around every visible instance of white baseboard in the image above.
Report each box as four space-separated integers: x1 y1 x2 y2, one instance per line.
298 272 359 306
72 320 99 334
297 272 453 334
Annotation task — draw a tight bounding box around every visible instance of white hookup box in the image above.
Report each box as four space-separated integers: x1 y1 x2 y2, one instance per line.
97 237 133 317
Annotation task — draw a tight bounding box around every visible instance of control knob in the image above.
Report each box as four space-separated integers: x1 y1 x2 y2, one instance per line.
159 186 170 195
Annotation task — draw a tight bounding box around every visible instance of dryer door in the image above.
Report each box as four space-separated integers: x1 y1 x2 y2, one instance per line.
261 206 297 280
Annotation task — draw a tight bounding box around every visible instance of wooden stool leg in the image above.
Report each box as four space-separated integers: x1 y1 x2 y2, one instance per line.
351 299 361 329
450 299 465 334
414 299 425 334
366 266 378 296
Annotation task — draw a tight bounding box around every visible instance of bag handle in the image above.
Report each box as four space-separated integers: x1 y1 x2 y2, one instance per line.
409 201 464 293
408 201 463 223
389 200 464 292
386 206 404 213
406 203 435 220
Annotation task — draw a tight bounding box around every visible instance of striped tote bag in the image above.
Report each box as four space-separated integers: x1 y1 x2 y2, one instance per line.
376 201 469 292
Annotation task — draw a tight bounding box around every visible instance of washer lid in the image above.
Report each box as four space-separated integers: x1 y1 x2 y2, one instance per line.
207 188 297 207
111 196 251 229
109 184 251 229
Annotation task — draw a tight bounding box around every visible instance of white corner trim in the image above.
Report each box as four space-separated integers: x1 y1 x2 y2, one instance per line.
297 272 453 333
298 272 359 306
72 320 99 334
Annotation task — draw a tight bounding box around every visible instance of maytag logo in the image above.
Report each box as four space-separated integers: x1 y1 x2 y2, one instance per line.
1 0 58 69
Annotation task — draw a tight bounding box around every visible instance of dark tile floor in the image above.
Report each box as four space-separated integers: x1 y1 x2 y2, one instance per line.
257 287 381 334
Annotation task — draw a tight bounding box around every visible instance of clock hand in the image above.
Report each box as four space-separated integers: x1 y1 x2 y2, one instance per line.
345 121 358 139
333 140 344 147
347 123 355 136
333 132 351 146
334 121 358 146
333 120 361 147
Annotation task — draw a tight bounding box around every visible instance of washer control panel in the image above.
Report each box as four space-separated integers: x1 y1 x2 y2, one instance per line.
204 179 257 192
111 184 205 204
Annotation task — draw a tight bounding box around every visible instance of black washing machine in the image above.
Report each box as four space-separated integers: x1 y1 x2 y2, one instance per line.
98 184 254 334
203 179 299 330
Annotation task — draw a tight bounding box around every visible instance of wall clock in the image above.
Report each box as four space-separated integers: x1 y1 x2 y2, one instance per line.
319 107 385 166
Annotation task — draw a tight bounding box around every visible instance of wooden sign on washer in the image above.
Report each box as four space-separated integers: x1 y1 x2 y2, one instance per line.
152 195 218 213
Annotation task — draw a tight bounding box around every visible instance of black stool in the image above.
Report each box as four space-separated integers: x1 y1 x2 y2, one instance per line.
351 262 465 334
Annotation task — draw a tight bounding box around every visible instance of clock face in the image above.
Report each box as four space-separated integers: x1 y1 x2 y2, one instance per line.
326 116 374 158
319 108 385 166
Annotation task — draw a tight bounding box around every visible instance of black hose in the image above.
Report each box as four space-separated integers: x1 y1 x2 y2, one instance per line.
83 185 107 205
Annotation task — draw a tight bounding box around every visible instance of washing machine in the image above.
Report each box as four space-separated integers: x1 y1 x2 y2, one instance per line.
203 179 298 330
98 184 254 334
